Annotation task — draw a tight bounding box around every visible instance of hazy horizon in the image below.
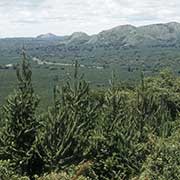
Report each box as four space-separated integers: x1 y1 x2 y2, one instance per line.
0 0 180 38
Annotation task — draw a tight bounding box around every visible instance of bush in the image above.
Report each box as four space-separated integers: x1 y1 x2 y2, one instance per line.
36 161 92 180
140 130 180 180
0 160 29 180
36 172 88 180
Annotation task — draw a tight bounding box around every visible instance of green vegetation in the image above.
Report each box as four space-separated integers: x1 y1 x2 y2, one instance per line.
2 22 180 109
1 53 180 180
1 51 180 110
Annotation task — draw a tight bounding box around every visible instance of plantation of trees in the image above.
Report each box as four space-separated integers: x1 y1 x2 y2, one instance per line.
1 53 180 180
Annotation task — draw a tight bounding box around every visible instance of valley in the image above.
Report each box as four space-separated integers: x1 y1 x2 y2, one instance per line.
1 22 180 107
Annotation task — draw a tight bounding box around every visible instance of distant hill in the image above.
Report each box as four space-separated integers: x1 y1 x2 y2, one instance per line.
1 22 180 63
37 33 58 39
36 33 66 40
82 22 180 49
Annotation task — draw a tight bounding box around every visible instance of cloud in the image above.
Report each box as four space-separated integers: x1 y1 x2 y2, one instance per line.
0 0 180 37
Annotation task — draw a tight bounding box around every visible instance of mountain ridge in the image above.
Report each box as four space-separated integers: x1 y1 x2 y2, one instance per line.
1 21 180 63
1 21 180 39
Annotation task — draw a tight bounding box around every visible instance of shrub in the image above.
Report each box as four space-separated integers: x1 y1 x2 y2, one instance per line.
0 160 29 180
140 130 180 180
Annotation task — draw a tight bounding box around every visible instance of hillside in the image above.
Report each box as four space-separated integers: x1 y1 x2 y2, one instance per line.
1 22 180 107
1 22 180 63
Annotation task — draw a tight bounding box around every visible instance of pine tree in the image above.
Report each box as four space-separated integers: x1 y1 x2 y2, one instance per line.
89 72 140 180
0 50 43 177
135 72 174 138
41 60 99 170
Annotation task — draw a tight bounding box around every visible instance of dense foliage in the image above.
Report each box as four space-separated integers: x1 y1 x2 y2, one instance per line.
0 54 180 179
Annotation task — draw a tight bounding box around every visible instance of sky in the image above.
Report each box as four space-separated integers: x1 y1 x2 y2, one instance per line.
0 0 180 37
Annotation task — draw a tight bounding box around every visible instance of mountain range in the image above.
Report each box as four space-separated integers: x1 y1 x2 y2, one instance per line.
1 22 180 63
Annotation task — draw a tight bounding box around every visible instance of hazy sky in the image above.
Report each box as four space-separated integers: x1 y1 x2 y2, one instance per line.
0 0 180 37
